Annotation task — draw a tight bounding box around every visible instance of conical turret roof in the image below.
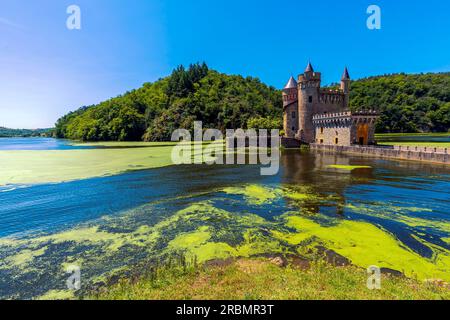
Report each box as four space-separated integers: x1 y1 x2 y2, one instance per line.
305 62 314 73
284 76 297 89
341 67 350 80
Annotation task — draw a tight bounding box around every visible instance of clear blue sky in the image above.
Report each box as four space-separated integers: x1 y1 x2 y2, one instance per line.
0 0 449 128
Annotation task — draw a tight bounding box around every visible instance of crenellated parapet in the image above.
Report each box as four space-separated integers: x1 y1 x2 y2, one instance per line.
351 110 379 116
350 110 379 124
312 110 379 127
298 69 321 89
298 79 321 89
312 111 353 127
318 89 345 104
312 111 352 120
320 88 344 94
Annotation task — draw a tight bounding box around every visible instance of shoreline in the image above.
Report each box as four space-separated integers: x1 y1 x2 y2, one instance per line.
85 255 450 301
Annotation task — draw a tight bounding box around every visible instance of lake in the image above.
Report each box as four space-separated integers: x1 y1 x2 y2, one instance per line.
0 138 449 299
0 137 94 151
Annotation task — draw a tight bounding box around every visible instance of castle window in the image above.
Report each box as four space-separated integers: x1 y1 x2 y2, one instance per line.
309 96 313 103
335 138 339 145
320 127 324 134
292 112 296 119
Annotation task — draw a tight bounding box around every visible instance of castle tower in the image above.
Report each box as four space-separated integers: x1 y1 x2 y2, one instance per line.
282 76 298 138
282 76 298 107
281 63 379 148
297 62 321 143
340 67 350 108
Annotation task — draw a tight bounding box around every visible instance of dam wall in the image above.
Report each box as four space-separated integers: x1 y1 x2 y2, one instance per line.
310 144 449 165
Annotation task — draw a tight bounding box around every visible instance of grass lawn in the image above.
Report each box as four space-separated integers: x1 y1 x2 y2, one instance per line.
376 133 450 148
89 258 450 300
376 133 449 137
379 142 450 148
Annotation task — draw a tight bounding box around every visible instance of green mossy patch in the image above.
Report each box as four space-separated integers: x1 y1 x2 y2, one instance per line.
0 144 176 186
223 185 281 205
327 165 372 171
273 213 450 281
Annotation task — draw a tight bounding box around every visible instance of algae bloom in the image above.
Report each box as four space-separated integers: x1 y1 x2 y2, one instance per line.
327 165 372 171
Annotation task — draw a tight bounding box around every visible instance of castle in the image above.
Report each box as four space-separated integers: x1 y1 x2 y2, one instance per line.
282 63 379 146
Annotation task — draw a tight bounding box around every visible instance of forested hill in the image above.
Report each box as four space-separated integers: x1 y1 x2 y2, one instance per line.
348 72 449 133
55 63 282 141
0 127 52 138
55 64 450 142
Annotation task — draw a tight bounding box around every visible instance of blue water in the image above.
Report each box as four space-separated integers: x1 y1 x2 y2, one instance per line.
0 137 93 150
0 164 269 238
0 138 450 299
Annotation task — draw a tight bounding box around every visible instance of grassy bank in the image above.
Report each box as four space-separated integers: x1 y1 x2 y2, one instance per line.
378 142 450 148
376 133 450 148
89 258 450 300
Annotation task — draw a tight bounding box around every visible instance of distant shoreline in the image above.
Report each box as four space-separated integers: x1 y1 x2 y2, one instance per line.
0 127 53 138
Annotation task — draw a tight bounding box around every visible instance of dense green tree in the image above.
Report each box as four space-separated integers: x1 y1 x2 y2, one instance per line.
56 63 282 141
247 116 282 130
347 73 449 133
55 67 449 141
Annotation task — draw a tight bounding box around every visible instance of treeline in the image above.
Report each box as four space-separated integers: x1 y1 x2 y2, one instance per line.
55 63 282 141
348 73 450 133
55 65 450 142
0 127 52 138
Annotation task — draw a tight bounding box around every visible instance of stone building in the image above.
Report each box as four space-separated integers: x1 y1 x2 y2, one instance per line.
282 63 379 146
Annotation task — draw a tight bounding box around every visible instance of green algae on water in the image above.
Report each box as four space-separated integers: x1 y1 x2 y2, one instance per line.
5 246 48 269
168 226 236 263
273 213 450 281
223 185 281 205
2 187 450 299
167 227 285 263
327 165 372 171
222 184 336 207
0 144 176 186
346 203 450 234
281 185 332 204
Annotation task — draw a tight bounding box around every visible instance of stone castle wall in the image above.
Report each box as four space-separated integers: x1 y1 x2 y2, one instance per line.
283 102 298 138
312 111 378 146
311 144 449 165
312 112 353 146
315 125 352 146
316 89 346 113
